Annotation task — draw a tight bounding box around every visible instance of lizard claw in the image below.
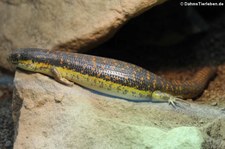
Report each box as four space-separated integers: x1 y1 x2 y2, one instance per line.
169 96 190 107
152 90 189 107
168 98 177 107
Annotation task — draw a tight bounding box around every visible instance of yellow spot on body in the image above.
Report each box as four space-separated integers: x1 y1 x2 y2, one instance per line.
166 84 169 90
179 86 182 91
105 75 110 80
171 85 174 92
153 79 156 89
176 86 179 92
97 73 101 77
161 80 164 88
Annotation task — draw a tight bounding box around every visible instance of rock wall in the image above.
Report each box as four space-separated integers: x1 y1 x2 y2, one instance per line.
0 0 165 70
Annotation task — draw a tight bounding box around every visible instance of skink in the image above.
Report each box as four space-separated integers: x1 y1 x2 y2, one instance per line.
9 48 216 105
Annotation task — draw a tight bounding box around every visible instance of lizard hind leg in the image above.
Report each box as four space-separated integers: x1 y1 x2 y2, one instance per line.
152 90 181 107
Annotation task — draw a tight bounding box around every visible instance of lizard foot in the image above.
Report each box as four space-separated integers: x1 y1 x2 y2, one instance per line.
50 67 74 86
152 90 190 107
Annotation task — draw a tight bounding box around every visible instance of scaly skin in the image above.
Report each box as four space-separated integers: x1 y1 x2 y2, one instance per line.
9 48 216 103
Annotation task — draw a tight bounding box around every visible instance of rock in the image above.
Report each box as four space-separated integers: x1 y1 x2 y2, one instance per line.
211 101 218 106
0 90 14 149
201 118 225 149
13 70 225 148
0 0 166 70
159 127 203 149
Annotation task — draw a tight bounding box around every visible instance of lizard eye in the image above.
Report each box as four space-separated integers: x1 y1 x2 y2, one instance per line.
8 53 20 64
